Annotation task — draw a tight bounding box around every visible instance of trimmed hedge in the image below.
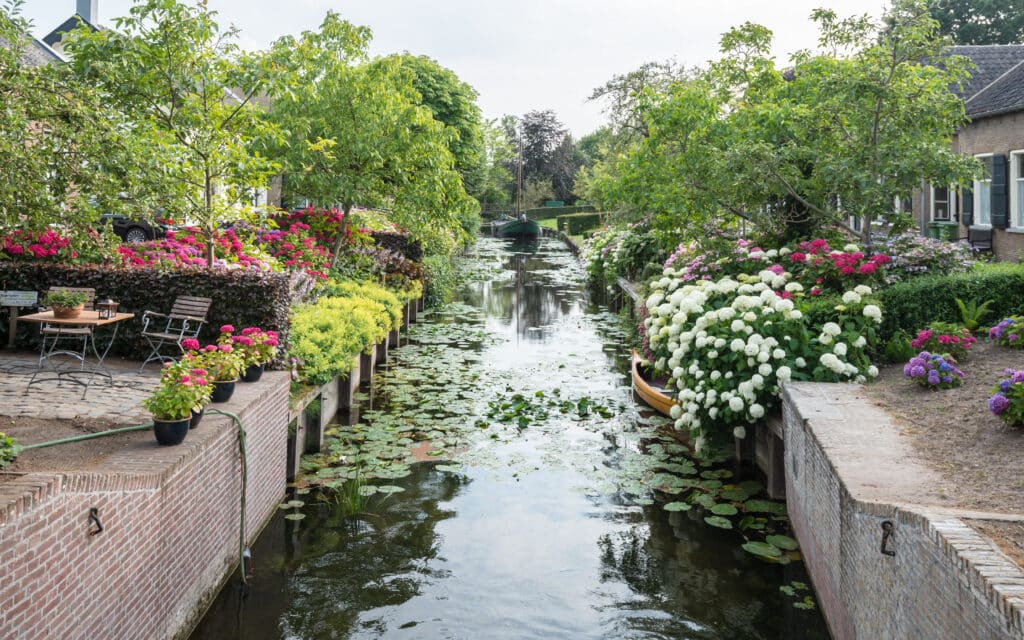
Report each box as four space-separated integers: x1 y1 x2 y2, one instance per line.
525 205 596 221
873 263 1024 343
370 231 423 262
0 263 291 360
556 211 603 236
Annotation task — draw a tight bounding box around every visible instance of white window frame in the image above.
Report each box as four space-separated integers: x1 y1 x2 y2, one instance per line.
929 185 955 222
974 153 994 227
1010 150 1024 228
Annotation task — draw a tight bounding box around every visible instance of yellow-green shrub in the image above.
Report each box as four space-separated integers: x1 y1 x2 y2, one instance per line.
289 296 387 385
321 280 403 331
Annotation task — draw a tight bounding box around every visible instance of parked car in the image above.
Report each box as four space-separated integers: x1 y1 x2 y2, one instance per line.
99 214 178 243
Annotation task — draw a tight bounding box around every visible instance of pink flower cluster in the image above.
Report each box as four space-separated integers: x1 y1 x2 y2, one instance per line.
218 325 279 366
117 229 272 271
2 229 76 261
259 223 330 280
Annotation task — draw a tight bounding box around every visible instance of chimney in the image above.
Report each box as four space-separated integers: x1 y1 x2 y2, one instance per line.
76 0 98 24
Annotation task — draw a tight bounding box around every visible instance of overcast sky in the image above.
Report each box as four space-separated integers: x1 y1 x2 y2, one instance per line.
24 0 886 137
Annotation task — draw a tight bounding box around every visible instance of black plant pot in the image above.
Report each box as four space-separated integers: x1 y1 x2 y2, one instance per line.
153 417 190 446
211 380 237 403
190 407 204 429
242 363 265 383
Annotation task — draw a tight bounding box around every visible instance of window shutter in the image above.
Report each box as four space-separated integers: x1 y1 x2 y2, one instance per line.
992 154 1009 228
961 186 973 226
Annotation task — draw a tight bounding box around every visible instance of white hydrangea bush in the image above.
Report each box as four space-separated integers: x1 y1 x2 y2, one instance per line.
643 268 881 452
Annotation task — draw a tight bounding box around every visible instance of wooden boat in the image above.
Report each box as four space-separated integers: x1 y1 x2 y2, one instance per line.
492 216 540 239
631 349 678 417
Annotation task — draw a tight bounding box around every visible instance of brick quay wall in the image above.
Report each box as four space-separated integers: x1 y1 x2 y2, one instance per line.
0 372 289 640
782 383 1024 640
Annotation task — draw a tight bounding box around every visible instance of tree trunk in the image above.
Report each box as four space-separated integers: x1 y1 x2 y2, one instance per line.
327 202 353 271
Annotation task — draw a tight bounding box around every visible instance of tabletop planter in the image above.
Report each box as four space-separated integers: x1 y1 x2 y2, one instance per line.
45 290 87 319
221 326 279 384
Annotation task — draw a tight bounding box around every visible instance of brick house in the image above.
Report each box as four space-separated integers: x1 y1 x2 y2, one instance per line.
914 45 1024 260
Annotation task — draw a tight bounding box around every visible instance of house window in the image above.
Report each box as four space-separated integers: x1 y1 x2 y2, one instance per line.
975 154 994 226
1011 151 1024 227
931 186 953 221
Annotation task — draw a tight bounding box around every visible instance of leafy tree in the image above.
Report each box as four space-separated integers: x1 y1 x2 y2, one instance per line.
476 119 515 209
266 12 475 260
588 60 688 145
927 0 1024 44
611 0 978 246
65 0 280 266
375 54 486 199
518 110 567 183
0 5 131 232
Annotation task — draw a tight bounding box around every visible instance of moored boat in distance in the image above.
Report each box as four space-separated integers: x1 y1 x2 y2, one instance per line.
492 215 540 239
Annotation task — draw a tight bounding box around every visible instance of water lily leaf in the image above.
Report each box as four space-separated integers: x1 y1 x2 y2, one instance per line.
710 503 738 516
286 500 305 508
663 501 691 512
283 513 306 521
720 487 753 501
742 541 782 558
358 486 379 496
693 494 717 510
376 485 405 494
435 464 463 473
766 534 799 551
704 516 733 529
744 499 786 515
633 498 654 506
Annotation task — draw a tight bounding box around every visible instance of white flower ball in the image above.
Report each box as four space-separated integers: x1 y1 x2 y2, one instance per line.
785 282 804 293
842 291 861 305
854 284 872 296
795 357 807 368
730 338 745 352
843 243 860 252
773 348 786 360
863 305 882 321
777 366 792 382
744 343 759 357
670 404 682 419
733 426 747 439
710 370 722 381
833 342 848 356
743 311 757 322
823 322 842 336
759 363 773 376
789 310 803 320
771 276 787 289
868 365 879 378
714 338 727 349
749 403 765 419
731 319 746 332
708 407 718 419
853 336 867 348
818 333 833 345
729 397 744 412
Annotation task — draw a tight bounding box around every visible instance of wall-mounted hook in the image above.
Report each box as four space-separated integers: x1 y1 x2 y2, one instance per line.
88 507 103 536
880 520 895 556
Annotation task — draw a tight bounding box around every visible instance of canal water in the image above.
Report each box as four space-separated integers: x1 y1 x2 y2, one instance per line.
192 237 830 640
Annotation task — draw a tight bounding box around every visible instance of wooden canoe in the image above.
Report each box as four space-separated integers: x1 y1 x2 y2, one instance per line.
631 349 678 417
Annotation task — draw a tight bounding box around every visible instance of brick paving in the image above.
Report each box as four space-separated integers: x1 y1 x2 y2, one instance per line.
0 351 158 423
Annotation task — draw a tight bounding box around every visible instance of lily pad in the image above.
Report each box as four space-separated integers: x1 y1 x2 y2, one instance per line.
766 534 799 551
283 513 306 521
742 541 783 558
704 516 733 529
663 501 691 512
710 503 738 516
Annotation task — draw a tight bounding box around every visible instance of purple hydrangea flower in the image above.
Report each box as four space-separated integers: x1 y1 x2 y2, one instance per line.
1001 380 1012 392
989 393 1010 416
927 370 940 385
1012 371 1024 384
909 365 926 378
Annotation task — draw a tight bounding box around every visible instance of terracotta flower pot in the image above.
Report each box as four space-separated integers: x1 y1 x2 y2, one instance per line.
153 417 190 446
52 304 85 319
211 380 237 403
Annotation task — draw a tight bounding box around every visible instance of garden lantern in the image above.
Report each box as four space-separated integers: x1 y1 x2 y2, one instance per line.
97 298 119 319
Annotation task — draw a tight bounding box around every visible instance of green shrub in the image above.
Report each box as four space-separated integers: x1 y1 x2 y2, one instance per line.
524 205 595 221
556 211 603 236
320 280 403 332
875 263 1024 343
289 296 385 385
0 262 290 359
424 254 456 307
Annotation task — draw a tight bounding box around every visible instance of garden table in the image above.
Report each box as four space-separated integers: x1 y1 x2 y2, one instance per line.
18 310 136 398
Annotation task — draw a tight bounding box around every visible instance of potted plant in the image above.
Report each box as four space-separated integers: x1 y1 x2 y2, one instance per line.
220 325 280 382
159 358 214 428
142 364 213 445
193 343 245 403
46 290 88 319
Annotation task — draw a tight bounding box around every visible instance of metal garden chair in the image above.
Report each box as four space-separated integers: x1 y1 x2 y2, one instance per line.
139 296 212 371
39 286 96 368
